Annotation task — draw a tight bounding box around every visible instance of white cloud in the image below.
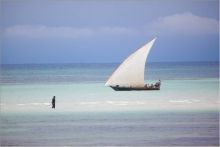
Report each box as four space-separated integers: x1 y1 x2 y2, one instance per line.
148 12 219 35
4 25 137 39
4 13 218 39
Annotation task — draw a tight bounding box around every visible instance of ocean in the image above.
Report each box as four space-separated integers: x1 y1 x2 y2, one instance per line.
0 62 219 146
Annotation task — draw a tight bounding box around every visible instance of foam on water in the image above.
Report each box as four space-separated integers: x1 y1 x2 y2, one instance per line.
169 99 201 103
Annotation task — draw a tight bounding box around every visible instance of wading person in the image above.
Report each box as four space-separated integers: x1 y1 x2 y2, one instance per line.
52 96 55 109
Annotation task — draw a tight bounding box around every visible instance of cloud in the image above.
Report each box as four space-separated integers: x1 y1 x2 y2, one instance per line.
4 25 137 39
3 12 219 39
148 12 219 35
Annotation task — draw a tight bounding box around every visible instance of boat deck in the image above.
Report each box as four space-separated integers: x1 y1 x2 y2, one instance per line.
110 84 160 91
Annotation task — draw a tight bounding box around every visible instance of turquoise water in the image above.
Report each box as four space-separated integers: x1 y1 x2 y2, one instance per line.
1 62 218 84
1 62 219 112
0 62 219 146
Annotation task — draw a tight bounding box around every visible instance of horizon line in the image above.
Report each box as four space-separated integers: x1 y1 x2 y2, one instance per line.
1 60 219 65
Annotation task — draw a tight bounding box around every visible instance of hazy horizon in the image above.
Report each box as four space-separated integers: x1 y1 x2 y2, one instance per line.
1 60 219 65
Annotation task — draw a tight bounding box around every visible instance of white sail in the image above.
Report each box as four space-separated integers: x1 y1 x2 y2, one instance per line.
105 38 156 87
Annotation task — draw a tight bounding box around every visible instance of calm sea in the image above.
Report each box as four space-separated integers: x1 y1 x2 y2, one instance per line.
0 62 219 146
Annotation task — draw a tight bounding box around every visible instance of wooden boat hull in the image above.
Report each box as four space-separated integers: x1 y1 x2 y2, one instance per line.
110 86 160 91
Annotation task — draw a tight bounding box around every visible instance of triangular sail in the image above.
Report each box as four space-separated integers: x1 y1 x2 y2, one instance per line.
105 38 156 87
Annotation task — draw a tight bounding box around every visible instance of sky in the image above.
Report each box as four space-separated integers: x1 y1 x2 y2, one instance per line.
1 0 219 64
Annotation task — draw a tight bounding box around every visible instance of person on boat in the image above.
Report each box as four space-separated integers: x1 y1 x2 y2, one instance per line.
52 96 55 109
155 80 161 87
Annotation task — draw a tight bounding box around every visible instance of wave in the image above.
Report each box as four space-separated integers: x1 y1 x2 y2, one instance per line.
13 101 146 107
169 99 200 103
3 100 202 108
79 101 146 106
17 103 50 106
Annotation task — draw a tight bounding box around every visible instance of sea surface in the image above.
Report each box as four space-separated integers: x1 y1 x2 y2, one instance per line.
0 62 219 146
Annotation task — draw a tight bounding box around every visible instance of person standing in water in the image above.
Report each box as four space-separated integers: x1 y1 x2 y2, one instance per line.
52 96 55 109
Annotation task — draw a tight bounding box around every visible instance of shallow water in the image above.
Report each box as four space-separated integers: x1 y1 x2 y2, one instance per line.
0 62 219 146
1 79 218 112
